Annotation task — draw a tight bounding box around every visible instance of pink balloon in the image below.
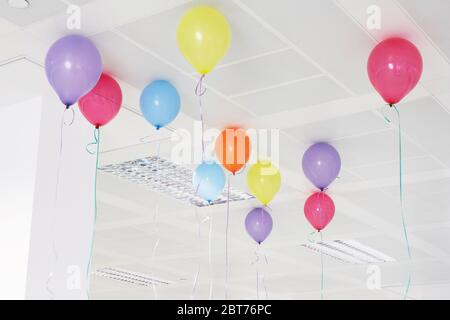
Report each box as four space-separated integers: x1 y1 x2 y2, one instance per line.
304 192 335 232
367 38 423 105
78 74 122 128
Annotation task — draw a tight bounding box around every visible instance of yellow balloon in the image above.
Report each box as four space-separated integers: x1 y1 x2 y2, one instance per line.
247 161 281 206
176 6 231 74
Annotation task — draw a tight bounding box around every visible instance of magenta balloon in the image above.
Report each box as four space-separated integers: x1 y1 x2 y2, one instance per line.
45 35 102 107
245 207 273 244
302 142 341 190
304 192 335 232
367 38 423 105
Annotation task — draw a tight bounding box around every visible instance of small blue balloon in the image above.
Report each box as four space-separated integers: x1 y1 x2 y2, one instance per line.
193 161 226 203
140 80 180 129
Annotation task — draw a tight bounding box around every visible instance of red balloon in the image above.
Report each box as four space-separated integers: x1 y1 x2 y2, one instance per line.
78 73 122 128
304 192 335 232
367 38 423 105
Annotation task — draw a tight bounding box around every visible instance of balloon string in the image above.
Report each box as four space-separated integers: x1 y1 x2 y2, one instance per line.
225 174 231 299
255 245 260 299
320 232 324 301
191 206 202 300
151 140 162 300
392 105 412 299
208 204 213 300
262 251 269 299
150 206 160 300
86 126 99 155
251 244 261 299
307 230 319 244
307 230 323 299
47 107 75 298
195 74 207 161
86 127 100 299
55 107 75 197
383 105 411 299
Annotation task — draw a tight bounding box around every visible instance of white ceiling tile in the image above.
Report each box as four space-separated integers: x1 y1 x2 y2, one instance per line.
90 31 192 91
323 210 375 238
68 0 94 5
333 129 426 168
117 0 286 73
0 0 66 26
233 76 349 116
356 234 430 262
0 17 19 36
334 169 363 185
404 191 450 226
240 0 375 94
207 49 320 96
385 176 450 200
350 156 445 180
398 0 450 61
403 284 450 300
376 260 450 300
398 97 450 167
340 188 405 226
90 31 254 128
285 110 390 144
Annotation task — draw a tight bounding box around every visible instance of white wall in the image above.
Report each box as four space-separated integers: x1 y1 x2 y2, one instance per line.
0 97 42 299
26 95 96 299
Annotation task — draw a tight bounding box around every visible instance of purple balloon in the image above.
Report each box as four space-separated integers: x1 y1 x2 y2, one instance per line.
45 35 102 107
302 142 341 190
245 207 273 244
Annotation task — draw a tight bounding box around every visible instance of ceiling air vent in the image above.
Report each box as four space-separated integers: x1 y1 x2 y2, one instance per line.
99 156 254 207
301 240 396 264
94 267 173 287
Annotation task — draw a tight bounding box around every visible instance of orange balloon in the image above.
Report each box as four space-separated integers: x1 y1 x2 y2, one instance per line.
215 127 251 175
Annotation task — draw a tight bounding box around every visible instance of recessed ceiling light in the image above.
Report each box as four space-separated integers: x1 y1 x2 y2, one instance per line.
99 156 254 207
8 0 30 9
301 240 396 264
94 267 173 287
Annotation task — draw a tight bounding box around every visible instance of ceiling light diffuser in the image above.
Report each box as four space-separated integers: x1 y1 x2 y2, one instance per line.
301 240 396 264
99 156 254 207
94 267 172 287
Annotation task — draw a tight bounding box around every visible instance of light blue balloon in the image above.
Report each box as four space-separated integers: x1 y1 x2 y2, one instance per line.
193 161 226 203
140 80 180 129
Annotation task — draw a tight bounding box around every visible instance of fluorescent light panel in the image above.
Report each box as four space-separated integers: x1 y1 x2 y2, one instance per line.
99 156 254 207
301 240 396 265
94 267 173 287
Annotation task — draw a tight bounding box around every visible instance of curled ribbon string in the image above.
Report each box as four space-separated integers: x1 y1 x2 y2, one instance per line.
251 244 269 300
191 206 202 300
47 107 76 298
383 105 412 299
320 232 324 300
308 230 324 300
261 247 269 299
225 174 231 300
86 127 100 299
252 244 261 299
195 75 207 160
151 140 162 300
55 107 75 197
207 204 213 300
150 205 160 300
